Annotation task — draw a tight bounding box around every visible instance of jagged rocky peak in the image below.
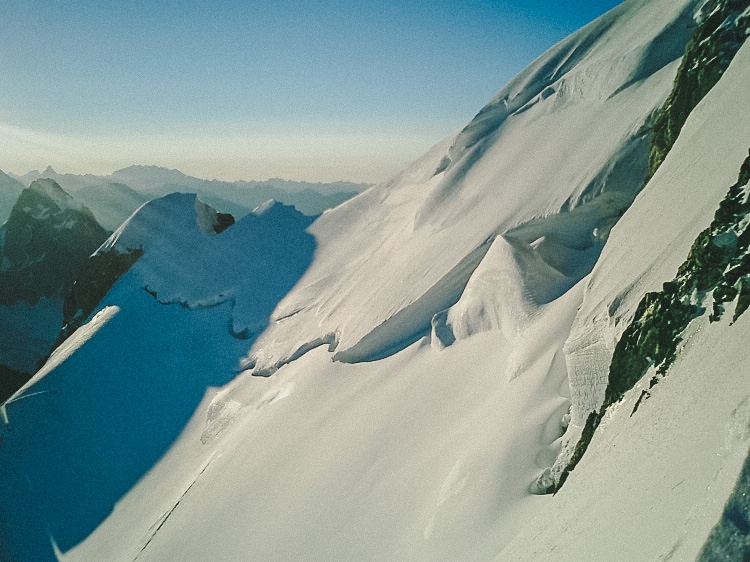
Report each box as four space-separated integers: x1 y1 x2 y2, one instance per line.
0 178 113 400
29 176 78 206
0 179 109 305
11 178 91 228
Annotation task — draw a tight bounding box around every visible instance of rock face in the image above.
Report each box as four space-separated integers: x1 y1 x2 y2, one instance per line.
544 0 750 493
0 170 25 224
0 179 110 400
556 148 750 492
0 179 109 305
648 0 750 177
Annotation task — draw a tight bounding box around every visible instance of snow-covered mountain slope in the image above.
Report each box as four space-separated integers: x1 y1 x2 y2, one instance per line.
498 37 750 560
0 194 316 560
244 0 699 375
2 0 750 560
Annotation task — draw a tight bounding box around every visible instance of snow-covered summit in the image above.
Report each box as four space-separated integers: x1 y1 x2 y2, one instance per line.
98 193 314 336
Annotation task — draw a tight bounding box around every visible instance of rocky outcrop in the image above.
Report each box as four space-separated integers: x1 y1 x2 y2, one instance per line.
648 0 750 178
541 0 750 494
0 179 109 305
558 148 750 491
0 179 111 401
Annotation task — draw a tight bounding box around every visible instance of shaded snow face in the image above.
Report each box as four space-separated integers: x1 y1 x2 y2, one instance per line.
0 194 317 560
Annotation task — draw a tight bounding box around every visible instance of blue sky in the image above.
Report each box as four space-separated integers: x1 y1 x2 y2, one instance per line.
0 0 622 183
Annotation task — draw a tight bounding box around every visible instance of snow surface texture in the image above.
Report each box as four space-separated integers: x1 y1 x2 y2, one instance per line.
0 298 62 372
100 193 315 339
564 28 750 426
244 0 698 375
3 0 750 560
0 195 316 560
499 35 750 562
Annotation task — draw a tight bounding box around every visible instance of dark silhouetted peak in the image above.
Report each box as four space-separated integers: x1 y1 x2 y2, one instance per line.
0 180 109 305
214 212 235 234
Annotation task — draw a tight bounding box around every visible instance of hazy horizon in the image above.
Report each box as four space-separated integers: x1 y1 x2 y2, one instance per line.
1 0 622 184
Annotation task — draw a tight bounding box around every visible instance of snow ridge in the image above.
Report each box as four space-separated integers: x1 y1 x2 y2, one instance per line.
242 0 699 377
5 1 750 561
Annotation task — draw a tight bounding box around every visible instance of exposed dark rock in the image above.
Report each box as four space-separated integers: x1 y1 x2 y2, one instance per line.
551 1 750 492
0 365 32 404
213 212 235 234
557 149 750 492
0 180 110 306
0 179 111 400
648 0 750 179
58 247 143 343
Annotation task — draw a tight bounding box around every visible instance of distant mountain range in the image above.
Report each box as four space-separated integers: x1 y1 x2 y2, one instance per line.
0 167 365 399
0 170 25 224
6 165 367 229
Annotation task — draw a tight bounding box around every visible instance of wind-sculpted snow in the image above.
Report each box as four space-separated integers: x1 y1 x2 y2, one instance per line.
6 0 750 560
439 0 694 181
556 142 750 493
0 193 316 561
432 188 628 364
101 193 315 338
244 0 699 376
505 40 750 557
562 38 750 430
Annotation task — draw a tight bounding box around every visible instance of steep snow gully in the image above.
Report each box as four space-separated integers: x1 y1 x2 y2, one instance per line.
3 0 750 560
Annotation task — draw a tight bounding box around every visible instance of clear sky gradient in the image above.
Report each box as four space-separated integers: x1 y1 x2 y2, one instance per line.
1 0 622 183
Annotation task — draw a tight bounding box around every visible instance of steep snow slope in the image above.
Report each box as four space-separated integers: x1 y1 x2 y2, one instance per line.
246 0 699 374
4 0 748 561
495 39 750 561
565 25 750 432
0 195 315 561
